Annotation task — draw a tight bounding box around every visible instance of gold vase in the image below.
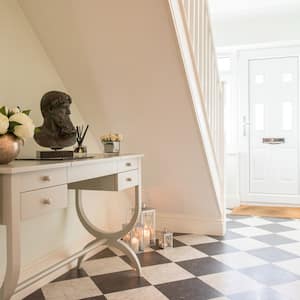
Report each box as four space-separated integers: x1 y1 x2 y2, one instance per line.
0 134 22 164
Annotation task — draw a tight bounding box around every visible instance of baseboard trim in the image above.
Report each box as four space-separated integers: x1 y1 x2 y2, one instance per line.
13 235 106 300
157 212 225 236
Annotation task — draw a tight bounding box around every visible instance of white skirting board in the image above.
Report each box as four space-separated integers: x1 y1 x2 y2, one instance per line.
11 235 106 300
156 212 225 236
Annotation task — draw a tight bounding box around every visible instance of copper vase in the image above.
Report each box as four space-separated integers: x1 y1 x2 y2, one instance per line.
0 134 22 164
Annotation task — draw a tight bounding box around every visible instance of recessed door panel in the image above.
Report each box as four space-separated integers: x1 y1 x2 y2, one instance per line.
249 57 299 195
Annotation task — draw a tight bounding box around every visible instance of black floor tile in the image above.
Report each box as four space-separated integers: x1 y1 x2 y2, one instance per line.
263 217 292 223
253 234 296 246
229 288 286 300
173 239 186 248
248 247 297 262
91 270 150 294
173 232 189 236
177 257 230 276
193 242 239 255
227 221 248 229
89 248 117 260
23 289 45 300
241 264 299 285
258 224 295 233
156 278 222 300
52 268 89 282
122 251 171 267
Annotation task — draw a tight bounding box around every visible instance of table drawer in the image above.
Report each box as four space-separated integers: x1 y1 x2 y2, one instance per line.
21 168 67 192
21 185 68 220
118 157 138 173
68 160 117 183
117 170 138 190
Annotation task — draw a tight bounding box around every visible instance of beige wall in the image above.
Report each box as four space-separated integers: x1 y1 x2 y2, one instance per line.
0 0 131 283
20 0 223 234
0 0 224 292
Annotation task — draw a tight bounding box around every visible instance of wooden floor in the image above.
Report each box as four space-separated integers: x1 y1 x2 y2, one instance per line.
231 205 300 219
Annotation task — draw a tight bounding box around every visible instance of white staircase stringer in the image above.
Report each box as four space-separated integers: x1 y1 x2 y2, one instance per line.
168 0 224 218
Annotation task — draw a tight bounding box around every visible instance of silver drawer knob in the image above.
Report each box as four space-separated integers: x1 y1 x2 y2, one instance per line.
126 162 132 167
41 175 51 181
42 198 52 205
126 178 132 182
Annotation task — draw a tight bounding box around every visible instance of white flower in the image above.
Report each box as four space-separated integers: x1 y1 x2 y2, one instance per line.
0 113 9 134
9 112 35 140
9 107 21 115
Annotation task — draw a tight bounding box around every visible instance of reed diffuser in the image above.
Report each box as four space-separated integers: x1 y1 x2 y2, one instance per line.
74 125 89 157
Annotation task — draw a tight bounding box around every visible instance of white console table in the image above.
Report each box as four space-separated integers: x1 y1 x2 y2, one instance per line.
0 154 143 300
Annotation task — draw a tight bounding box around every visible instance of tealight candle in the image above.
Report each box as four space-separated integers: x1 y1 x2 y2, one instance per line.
144 226 151 248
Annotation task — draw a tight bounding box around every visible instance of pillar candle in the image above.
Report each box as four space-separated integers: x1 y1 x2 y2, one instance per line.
131 237 139 253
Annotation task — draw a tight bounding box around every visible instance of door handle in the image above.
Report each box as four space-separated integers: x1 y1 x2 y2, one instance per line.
262 138 285 144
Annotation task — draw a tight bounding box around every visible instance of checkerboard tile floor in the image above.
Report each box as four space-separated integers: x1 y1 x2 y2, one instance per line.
25 215 300 300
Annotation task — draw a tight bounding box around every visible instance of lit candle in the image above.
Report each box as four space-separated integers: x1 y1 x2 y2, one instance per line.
144 226 151 248
131 237 139 253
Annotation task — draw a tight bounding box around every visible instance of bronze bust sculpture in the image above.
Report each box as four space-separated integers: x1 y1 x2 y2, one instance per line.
34 91 77 149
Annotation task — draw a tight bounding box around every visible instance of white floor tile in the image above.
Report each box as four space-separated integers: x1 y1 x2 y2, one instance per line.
199 270 262 295
278 230 300 242
237 217 272 227
42 277 101 300
174 234 217 245
105 286 168 300
222 238 269 251
83 256 131 276
275 258 300 276
280 220 300 230
230 227 270 237
277 242 300 256
272 280 300 300
213 252 267 269
142 263 194 285
157 246 207 262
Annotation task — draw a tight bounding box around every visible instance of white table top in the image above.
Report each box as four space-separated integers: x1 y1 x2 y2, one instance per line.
0 153 143 174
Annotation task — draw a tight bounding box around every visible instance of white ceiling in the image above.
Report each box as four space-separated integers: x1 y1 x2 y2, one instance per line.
209 0 300 20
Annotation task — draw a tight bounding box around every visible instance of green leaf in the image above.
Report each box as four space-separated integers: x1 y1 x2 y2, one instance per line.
8 121 21 133
0 106 7 116
22 109 31 116
34 127 41 134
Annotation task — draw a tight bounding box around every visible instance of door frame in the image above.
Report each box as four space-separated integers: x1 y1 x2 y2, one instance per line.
238 46 300 206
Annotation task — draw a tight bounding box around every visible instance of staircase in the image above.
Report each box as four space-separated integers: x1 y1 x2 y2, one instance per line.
169 0 224 216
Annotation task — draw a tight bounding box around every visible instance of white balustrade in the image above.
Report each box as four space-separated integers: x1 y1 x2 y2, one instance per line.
180 0 224 180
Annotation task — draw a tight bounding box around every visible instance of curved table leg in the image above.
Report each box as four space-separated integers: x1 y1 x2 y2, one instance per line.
109 239 142 276
75 185 142 276
76 239 107 270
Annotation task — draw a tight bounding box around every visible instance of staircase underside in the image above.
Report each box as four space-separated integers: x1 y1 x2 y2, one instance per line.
20 0 224 234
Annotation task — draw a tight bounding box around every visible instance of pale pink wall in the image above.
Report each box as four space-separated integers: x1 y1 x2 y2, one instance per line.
20 0 223 234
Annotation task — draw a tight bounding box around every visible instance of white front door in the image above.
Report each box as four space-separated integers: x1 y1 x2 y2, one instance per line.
240 47 300 205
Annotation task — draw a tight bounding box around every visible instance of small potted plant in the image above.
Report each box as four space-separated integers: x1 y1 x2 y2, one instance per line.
100 133 123 153
0 106 35 164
